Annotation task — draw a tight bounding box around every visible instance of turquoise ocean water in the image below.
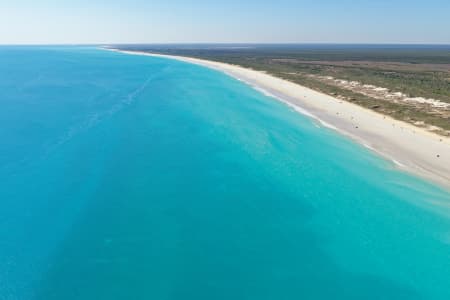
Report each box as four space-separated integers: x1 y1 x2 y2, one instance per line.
1 47 450 299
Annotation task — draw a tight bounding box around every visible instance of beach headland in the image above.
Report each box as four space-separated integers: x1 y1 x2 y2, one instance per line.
107 48 450 189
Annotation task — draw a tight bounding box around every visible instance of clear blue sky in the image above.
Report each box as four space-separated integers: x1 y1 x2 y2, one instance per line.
1 0 449 44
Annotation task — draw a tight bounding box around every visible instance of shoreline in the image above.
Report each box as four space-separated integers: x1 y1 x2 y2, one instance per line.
107 48 450 190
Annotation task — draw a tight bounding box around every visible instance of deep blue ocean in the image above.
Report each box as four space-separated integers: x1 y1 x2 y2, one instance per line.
1 46 450 299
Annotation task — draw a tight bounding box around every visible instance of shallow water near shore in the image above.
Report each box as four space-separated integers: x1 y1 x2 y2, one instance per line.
1 46 450 299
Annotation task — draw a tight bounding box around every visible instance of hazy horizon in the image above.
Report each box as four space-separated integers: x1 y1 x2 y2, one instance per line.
1 0 449 45
2 43 450 46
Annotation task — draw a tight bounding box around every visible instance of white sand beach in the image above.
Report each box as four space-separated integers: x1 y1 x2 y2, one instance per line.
110 49 450 189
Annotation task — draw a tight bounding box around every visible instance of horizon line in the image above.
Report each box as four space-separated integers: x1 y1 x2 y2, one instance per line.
1 42 450 46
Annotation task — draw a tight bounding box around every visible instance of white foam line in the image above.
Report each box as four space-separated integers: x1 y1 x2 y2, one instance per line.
104 49 346 129
392 159 407 168
102 48 450 188
106 48 388 149
227 73 339 131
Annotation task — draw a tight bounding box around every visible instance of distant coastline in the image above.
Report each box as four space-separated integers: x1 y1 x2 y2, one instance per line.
105 47 450 189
